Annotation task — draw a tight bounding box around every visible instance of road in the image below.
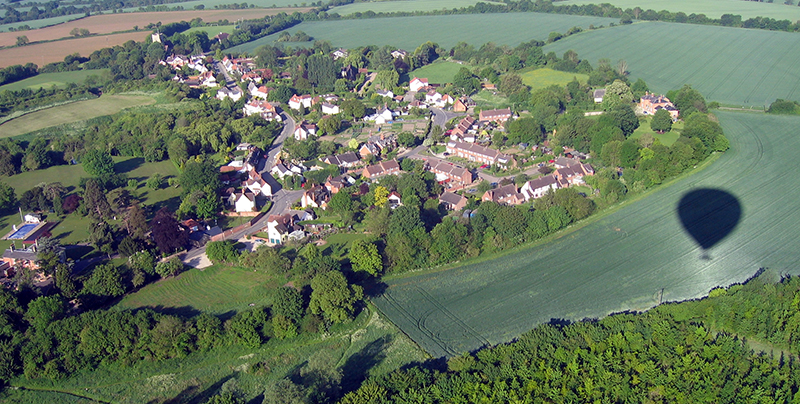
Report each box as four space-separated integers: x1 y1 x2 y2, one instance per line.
430 107 464 129
182 112 301 269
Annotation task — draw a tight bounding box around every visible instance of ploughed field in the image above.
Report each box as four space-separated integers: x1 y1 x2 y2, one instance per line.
375 111 800 358
545 22 800 107
227 12 619 53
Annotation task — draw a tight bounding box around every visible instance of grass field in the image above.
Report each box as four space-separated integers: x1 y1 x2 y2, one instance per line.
407 61 467 84
629 116 682 146
560 0 800 21
471 89 509 109
0 94 155 138
116 265 278 316
0 32 148 68
330 0 505 15
0 9 307 48
228 12 619 54
374 110 800 358
0 69 109 92
6 305 428 403
124 0 306 12
545 22 800 107
0 14 82 33
520 67 589 91
0 157 181 251
185 24 237 36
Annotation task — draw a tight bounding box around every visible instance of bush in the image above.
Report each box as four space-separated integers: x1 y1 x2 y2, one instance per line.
206 241 240 265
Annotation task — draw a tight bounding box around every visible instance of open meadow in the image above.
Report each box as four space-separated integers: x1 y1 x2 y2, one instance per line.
0 69 108 92
0 94 155 138
330 0 505 15
375 111 800 358
560 0 800 21
0 8 308 48
407 61 468 84
228 12 619 53
545 22 800 107
521 67 588 91
0 32 148 68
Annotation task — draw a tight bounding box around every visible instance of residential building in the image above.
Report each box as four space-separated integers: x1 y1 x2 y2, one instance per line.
376 89 394 99
332 48 349 60
288 94 314 110
321 103 340 115
391 49 408 59
364 107 395 124
446 141 514 168
301 185 330 209
266 213 305 245
162 54 188 69
451 116 478 142
388 192 402 209
243 100 282 121
479 108 512 123
482 184 524 205
454 96 476 112
243 169 273 197
248 82 270 99
593 88 606 103
230 191 257 212
323 152 360 168
520 175 561 201
362 159 400 179
409 77 429 92
324 174 354 194
553 163 594 187
294 121 318 140
439 192 468 211
639 92 679 119
427 160 473 185
216 86 243 101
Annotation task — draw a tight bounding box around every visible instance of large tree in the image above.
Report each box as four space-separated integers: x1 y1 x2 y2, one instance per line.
151 207 188 254
84 263 125 297
601 79 634 111
83 179 112 219
650 109 673 133
0 181 16 212
349 240 382 276
82 149 115 177
307 53 337 91
180 159 221 195
309 271 363 323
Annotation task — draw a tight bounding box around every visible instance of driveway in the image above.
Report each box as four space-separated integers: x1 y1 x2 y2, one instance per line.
430 107 464 129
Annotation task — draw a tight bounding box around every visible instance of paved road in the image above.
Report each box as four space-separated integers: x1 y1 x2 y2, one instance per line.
431 107 464 129
212 60 235 86
265 113 295 170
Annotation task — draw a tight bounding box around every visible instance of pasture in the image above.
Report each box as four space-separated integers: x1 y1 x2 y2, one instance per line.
520 67 588 91
545 22 800 107
0 32 147 68
0 94 155 138
116 265 278 316
0 69 109 92
560 0 800 21
228 12 619 54
375 111 800 358
7 306 428 403
0 9 307 48
407 61 467 84
330 0 505 15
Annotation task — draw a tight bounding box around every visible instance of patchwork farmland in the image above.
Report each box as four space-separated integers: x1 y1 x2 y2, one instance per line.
0 32 147 68
545 22 800 106
330 0 506 15
228 12 619 53
375 111 800 358
559 0 800 21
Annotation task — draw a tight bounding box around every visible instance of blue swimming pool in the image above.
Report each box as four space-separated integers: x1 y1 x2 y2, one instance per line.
7 223 37 240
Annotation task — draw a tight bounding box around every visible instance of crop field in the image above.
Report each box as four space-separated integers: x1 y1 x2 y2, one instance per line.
330 0 505 15
407 61 467 84
0 14 82 33
6 307 428 403
0 9 307 48
116 265 278 315
560 0 800 21
0 32 148 68
0 94 155 137
228 12 619 54
521 67 589 91
124 0 306 12
375 111 800 358
545 22 800 107
0 69 109 92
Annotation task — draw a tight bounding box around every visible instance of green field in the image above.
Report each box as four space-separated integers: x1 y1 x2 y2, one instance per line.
0 69 109 92
407 61 467 84
330 0 505 15
228 12 618 54
116 265 277 315
545 22 800 107
374 111 800 357
0 94 156 138
120 0 302 12
560 0 800 21
629 116 682 146
520 67 589 91
0 14 82 33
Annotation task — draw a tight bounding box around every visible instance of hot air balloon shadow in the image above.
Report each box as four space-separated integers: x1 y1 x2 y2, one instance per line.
677 188 742 260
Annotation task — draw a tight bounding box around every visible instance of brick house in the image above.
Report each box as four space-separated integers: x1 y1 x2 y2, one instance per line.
362 160 400 179
479 108 512 123
639 92 679 120
427 161 473 185
439 192 468 211
446 141 514 168
482 184 525 205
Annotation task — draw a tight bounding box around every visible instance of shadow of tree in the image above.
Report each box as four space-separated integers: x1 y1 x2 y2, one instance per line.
339 335 392 395
115 157 145 174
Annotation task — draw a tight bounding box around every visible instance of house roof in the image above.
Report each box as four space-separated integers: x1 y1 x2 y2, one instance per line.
439 191 466 206
429 161 470 180
525 175 559 191
593 89 606 98
479 108 512 119
324 152 359 166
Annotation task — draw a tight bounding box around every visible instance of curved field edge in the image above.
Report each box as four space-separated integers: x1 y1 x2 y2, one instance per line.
373 111 800 358
0 94 156 138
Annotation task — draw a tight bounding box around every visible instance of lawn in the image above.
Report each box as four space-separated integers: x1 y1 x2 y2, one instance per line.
185 24 236 36
471 89 509 109
228 12 619 54
374 111 800 357
545 22 800 107
559 0 800 21
6 304 428 403
0 69 109 92
407 61 467 84
0 94 156 138
520 67 589 91
115 265 278 316
330 0 505 15
628 116 683 147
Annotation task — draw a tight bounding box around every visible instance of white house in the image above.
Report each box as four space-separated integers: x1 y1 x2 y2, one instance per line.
593 88 606 103
520 176 561 201
294 122 318 140
364 107 395 124
332 48 349 60
321 103 340 115
231 191 257 212
216 87 243 102
248 82 270 99
391 49 408 59
188 55 208 73
376 89 394 99
243 169 273 197
410 77 429 92
288 94 314 110
243 100 282 122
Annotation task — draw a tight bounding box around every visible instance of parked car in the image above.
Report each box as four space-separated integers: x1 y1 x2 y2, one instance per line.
480 164 489 169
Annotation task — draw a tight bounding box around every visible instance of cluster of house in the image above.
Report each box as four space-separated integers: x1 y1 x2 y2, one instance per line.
446 141 515 169
288 93 341 114
481 157 595 205
220 144 276 213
